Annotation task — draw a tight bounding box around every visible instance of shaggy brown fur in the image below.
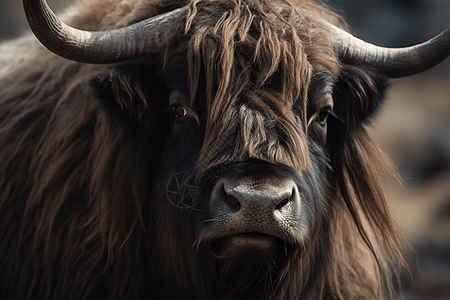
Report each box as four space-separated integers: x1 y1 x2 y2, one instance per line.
0 0 407 299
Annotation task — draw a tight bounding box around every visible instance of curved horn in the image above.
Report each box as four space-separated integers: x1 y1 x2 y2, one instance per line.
23 0 185 64
327 23 450 78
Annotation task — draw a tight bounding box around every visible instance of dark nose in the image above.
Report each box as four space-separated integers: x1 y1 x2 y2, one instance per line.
223 180 295 213
210 178 300 235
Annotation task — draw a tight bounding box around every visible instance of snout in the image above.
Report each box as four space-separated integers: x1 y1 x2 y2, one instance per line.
209 176 302 247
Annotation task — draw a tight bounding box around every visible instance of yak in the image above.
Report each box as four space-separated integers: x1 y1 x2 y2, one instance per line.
0 0 449 299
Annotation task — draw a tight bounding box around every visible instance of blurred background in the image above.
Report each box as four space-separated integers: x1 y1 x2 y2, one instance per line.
329 1 450 299
1 0 449 299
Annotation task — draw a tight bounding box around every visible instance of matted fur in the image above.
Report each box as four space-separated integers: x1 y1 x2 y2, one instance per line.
174 0 343 173
0 0 407 299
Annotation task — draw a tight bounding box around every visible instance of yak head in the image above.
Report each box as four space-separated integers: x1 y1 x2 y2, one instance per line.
23 0 450 299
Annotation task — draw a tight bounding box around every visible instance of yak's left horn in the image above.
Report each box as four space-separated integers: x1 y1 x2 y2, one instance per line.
328 22 450 78
23 0 185 64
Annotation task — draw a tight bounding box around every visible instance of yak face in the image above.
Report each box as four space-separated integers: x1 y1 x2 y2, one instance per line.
160 88 332 250
91 61 388 298
90 2 389 298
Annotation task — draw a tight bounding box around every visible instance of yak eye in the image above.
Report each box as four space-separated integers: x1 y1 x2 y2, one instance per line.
173 105 187 119
316 108 331 125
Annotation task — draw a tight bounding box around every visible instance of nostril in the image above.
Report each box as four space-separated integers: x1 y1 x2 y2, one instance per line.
275 197 291 211
224 195 241 212
220 179 297 215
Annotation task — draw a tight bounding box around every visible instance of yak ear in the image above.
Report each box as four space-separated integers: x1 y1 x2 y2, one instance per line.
89 58 169 131
332 65 390 132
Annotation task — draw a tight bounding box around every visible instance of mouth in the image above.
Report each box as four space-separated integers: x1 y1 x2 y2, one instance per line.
207 232 296 269
213 232 286 258
224 232 277 249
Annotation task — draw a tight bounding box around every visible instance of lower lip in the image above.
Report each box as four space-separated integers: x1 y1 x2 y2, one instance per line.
225 233 276 249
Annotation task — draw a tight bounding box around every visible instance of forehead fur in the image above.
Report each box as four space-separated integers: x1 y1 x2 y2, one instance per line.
165 0 342 174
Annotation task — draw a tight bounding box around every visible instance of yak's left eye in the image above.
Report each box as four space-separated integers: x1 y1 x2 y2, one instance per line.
173 105 187 119
316 108 331 125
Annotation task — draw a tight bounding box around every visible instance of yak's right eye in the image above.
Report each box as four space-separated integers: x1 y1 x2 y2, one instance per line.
172 105 187 119
316 107 332 126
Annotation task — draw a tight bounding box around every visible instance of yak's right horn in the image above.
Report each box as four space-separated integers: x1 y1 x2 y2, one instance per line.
23 0 185 64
